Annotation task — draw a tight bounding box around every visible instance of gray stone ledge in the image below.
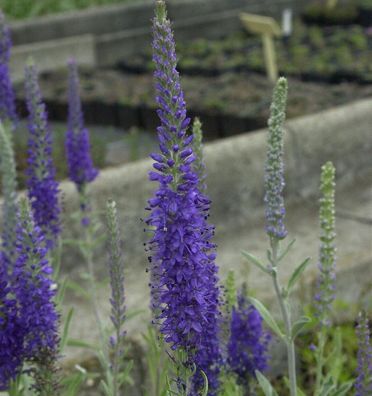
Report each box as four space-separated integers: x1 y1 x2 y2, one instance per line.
18 97 371 275
10 35 96 83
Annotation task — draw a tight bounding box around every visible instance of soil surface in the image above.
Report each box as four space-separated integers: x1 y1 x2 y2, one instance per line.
14 68 372 138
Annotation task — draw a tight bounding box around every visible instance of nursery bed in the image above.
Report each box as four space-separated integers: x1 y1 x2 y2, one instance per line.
14 67 372 140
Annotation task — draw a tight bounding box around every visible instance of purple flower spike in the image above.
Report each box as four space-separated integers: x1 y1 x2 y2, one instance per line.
12 202 59 361
0 264 24 390
0 11 17 124
227 288 271 385
12 200 59 359
65 59 98 190
146 1 221 392
24 62 61 248
355 312 372 396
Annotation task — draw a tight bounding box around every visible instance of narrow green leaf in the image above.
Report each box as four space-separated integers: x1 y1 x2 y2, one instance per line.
60 308 74 351
278 239 296 262
67 338 98 350
200 371 209 396
287 257 311 293
328 327 344 381
55 277 68 305
319 376 337 396
62 372 85 396
125 308 145 322
248 297 284 339
297 387 306 396
255 370 279 396
291 316 311 340
242 251 270 274
331 381 354 396
62 238 83 247
66 280 91 299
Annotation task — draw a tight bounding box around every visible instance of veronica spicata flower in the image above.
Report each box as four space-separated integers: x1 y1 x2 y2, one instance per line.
25 62 60 248
12 200 59 359
146 1 221 392
227 287 270 385
0 11 17 124
65 59 98 190
264 77 288 240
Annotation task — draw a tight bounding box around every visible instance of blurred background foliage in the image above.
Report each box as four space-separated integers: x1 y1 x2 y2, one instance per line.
1 0 139 20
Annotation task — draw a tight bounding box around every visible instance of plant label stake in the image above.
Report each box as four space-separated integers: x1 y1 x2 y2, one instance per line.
282 8 293 37
240 13 282 83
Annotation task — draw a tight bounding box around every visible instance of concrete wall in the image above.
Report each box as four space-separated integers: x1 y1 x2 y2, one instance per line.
53 98 372 371
34 98 371 276
10 0 307 45
2 100 371 372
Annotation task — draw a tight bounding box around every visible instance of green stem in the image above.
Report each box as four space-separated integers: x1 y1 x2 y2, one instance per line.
112 317 121 396
84 222 106 351
271 239 297 396
314 328 326 395
78 188 106 358
8 377 21 396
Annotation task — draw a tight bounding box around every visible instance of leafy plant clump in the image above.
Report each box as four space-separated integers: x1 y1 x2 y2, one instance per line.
121 22 372 84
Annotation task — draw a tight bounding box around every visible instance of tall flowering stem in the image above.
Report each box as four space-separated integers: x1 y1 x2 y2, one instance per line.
0 121 18 269
0 11 17 125
315 161 336 323
264 78 287 241
265 77 297 396
105 200 126 396
24 62 60 249
355 312 372 396
146 1 220 393
314 161 336 394
65 59 98 226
